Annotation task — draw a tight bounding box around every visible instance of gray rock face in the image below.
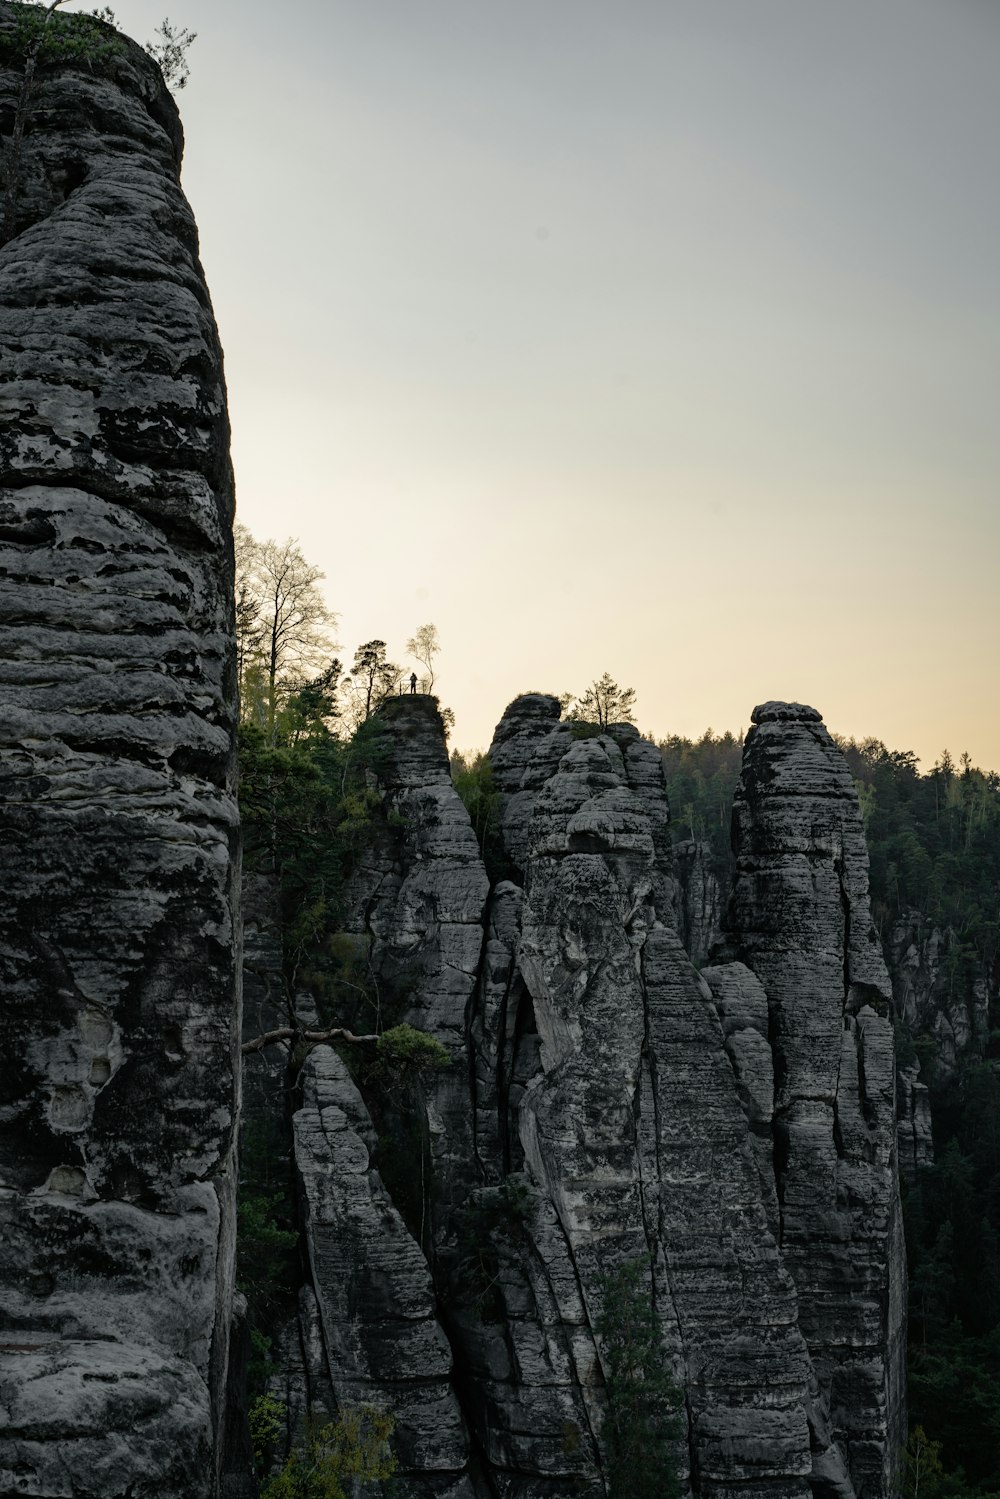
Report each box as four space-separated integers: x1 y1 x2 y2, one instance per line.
291 1047 473 1495
718 701 906 1495
468 699 815 1497
266 699 488 1493
896 1061 934 1180
0 12 239 1495
276 695 906 1499
671 838 723 965
886 910 993 1078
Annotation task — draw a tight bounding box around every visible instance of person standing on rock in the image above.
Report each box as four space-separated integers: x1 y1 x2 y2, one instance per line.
409 671 418 694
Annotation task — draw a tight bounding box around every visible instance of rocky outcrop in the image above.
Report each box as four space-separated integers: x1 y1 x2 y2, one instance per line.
0 12 239 1496
293 1048 473 1497
263 698 487 1494
469 701 817 1496
895 1061 934 1180
717 702 906 1494
886 910 993 1078
671 837 723 965
272 696 907 1499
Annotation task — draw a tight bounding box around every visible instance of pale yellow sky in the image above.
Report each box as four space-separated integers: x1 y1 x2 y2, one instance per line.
123 0 998 766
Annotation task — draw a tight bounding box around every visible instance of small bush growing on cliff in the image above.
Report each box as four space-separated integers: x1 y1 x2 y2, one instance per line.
144 17 195 89
250 1398 396 1499
8 3 121 67
368 1023 450 1084
452 751 509 883
596 1257 683 1499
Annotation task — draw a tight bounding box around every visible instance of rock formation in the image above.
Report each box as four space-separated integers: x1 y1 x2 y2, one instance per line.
0 18 910 1490
0 11 239 1496
886 911 994 1078
716 702 906 1493
671 837 723 965
261 695 906 1498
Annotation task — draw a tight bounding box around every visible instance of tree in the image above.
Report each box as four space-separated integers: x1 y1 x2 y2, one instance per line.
595 1258 683 1499
572 673 637 729
3 1 113 243
2 1 197 244
85 8 197 89
250 1398 396 1499
895 1425 946 1499
144 17 196 89
406 623 440 692
235 526 339 734
344 640 400 725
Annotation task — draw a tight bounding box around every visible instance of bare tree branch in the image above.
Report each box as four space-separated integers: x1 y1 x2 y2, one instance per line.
241 1025 378 1057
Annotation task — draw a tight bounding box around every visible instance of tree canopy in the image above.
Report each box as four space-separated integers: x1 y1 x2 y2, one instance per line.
571 673 637 728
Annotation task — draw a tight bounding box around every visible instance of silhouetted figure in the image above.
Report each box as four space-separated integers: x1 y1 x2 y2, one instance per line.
409 672 418 695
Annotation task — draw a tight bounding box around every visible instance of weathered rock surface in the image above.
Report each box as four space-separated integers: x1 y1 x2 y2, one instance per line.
260 699 488 1492
342 695 490 1235
895 1060 934 1180
672 837 723 965
290 1046 473 1496
471 699 815 1497
886 909 993 1078
717 701 906 1494
0 11 239 1495
275 695 906 1498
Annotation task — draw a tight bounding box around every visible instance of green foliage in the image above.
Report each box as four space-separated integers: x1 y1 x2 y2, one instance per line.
252 1401 396 1499
237 1118 299 1390
345 639 401 724
452 751 510 883
239 716 390 996
595 1257 683 1499
144 17 195 89
7 3 122 68
837 739 1000 965
568 720 605 740
904 1066 1000 1487
658 729 743 884
569 672 637 729
370 1023 451 1084
896 1425 947 1499
236 1193 298 1325
250 1394 286 1474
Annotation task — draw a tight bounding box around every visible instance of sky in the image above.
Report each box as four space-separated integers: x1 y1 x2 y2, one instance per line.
124 0 998 764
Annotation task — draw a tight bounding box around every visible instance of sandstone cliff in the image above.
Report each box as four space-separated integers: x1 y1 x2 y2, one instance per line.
716 702 907 1493
0 10 240 1495
256 695 906 1498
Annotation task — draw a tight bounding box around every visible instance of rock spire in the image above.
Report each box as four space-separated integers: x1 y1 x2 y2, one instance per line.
0 10 239 1495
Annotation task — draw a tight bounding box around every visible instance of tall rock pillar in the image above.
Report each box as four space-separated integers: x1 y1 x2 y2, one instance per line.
720 702 906 1493
0 10 240 1495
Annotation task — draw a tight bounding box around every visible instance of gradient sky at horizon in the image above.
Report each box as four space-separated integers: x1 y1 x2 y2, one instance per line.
128 0 997 764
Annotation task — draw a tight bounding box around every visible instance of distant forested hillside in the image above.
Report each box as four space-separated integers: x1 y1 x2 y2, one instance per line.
662 730 1000 1492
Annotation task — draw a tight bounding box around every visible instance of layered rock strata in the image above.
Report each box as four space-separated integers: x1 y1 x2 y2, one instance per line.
671 837 723 965
0 13 239 1495
280 696 906 1496
266 698 485 1495
717 702 906 1494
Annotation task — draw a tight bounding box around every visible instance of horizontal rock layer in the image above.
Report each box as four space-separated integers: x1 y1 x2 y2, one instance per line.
718 700 906 1493
0 11 239 1496
274 696 905 1497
